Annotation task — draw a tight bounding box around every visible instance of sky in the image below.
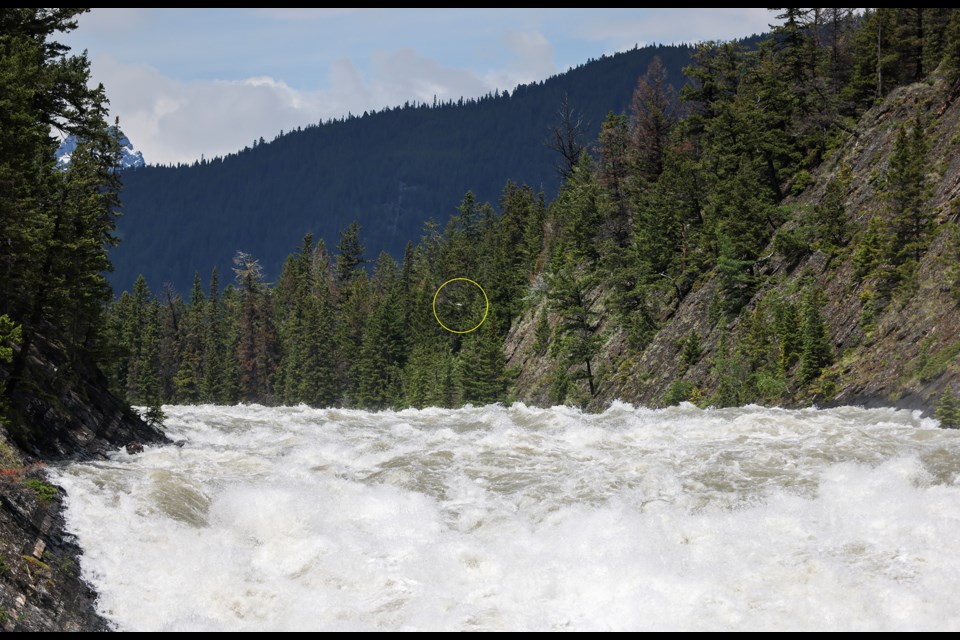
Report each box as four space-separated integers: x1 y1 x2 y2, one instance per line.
62 8 772 166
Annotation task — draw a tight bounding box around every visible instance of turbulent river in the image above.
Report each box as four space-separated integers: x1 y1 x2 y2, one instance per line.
52 403 960 631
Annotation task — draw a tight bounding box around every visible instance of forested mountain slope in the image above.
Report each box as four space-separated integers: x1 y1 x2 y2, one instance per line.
105 9 960 424
112 43 698 292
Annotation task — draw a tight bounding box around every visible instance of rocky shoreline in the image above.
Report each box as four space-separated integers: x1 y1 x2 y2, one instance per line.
1 332 167 631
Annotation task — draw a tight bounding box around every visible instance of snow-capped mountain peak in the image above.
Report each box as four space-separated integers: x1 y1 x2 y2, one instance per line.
55 127 145 170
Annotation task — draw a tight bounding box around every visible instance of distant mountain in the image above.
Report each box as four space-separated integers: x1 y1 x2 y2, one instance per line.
56 127 145 170
112 42 735 293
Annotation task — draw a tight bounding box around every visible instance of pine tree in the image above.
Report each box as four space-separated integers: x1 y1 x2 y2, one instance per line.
201 267 229 403
630 55 677 182
945 10 960 84
533 311 551 356
0 10 129 414
772 296 801 372
887 119 930 277
935 387 960 429
0 315 21 416
813 165 851 253
174 272 206 402
233 252 277 403
335 222 365 285
356 253 407 409
460 321 507 405
597 112 632 247
335 272 371 405
679 331 702 372
799 286 832 383
547 254 601 398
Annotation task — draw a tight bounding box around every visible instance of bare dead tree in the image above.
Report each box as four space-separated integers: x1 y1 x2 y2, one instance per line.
547 93 585 182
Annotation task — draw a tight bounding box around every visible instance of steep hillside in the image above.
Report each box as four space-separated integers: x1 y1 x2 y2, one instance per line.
112 43 699 292
507 74 960 414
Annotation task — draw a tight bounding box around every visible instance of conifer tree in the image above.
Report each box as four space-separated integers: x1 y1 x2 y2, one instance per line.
335 222 365 285
202 267 229 402
547 255 601 398
936 387 960 429
799 286 832 383
460 321 507 405
887 119 929 275
631 55 677 183
174 273 205 402
813 165 851 253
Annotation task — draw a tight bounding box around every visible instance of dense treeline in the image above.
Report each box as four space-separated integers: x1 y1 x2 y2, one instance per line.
110 8 960 414
110 187 541 411
0 9 125 433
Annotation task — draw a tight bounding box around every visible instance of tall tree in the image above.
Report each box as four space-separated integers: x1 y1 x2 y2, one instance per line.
0 9 123 402
335 222 365 285
548 93 585 182
630 56 677 183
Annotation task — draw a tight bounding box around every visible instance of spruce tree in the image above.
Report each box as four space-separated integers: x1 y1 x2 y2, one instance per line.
630 55 677 182
547 254 601 397
799 287 833 383
935 387 960 429
813 165 851 253
887 119 930 277
460 321 507 405
335 222 365 285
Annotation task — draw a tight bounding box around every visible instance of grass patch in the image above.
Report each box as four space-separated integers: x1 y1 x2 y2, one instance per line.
915 340 960 383
22 478 57 504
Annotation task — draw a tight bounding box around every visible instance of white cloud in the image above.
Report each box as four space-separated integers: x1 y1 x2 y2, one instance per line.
92 48 503 166
484 30 556 89
578 8 770 48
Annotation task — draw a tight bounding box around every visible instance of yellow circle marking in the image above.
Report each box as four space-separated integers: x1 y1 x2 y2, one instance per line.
432 278 489 334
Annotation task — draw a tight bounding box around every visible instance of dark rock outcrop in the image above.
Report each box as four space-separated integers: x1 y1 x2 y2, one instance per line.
1 330 169 630
0 470 109 631
4 330 168 461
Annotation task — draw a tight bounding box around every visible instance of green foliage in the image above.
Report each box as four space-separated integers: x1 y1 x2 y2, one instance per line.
915 341 960 383
460 322 508 405
709 335 752 408
0 9 125 433
947 224 960 301
799 287 833 383
664 379 694 406
23 478 57 504
547 254 601 397
946 10 960 84
887 119 931 276
813 165 852 253
533 311 551 356
679 332 702 372
142 404 165 429
0 315 21 364
773 224 814 266
936 387 960 429
791 170 813 195
94 9 955 416
771 296 801 371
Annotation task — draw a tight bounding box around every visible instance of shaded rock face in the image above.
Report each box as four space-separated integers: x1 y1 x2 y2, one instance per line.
1 331 169 630
0 473 108 631
4 331 168 461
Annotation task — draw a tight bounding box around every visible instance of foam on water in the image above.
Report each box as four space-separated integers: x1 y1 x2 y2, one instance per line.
52 403 960 631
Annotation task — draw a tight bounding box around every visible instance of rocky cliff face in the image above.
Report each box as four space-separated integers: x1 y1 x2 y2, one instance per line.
0 331 168 631
507 76 960 414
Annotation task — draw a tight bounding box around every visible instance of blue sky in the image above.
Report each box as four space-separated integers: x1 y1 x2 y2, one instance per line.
64 8 771 165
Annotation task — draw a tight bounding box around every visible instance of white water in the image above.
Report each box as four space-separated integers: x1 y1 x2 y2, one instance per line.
52 402 960 631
